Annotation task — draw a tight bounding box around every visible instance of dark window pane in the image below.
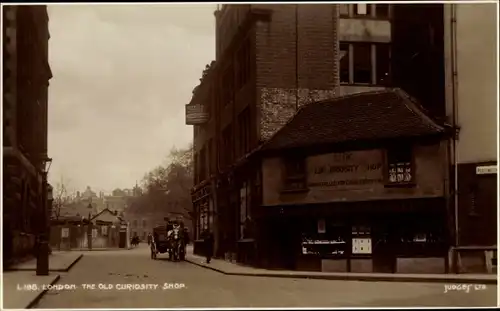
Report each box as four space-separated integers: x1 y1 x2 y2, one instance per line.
340 43 350 83
375 4 389 18
353 44 372 84
339 4 349 16
283 156 306 190
376 44 391 85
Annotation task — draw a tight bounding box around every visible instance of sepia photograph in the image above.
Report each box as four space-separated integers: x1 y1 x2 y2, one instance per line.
1 1 498 309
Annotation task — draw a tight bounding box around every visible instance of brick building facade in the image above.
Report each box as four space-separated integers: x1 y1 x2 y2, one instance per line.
3 5 52 267
188 4 495 273
188 3 394 262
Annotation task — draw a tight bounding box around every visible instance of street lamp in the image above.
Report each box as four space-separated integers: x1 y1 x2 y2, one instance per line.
47 185 53 250
36 157 52 276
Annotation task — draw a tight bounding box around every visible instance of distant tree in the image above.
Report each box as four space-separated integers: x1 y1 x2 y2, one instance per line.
128 144 194 221
52 176 72 220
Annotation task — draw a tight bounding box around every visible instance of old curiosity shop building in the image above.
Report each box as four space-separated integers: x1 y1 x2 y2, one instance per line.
255 89 454 273
187 4 497 273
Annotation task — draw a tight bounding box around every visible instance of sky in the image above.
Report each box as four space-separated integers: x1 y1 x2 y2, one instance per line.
47 4 216 194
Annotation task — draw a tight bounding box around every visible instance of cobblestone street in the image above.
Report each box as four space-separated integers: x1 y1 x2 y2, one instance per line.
32 245 497 308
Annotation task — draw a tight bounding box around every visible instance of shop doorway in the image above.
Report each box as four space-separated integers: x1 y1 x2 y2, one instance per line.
274 217 298 270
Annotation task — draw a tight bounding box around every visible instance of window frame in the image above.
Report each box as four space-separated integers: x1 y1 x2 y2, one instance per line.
352 42 373 85
339 42 391 87
375 43 391 86
221 64 234 107
339 4 350 17
354 4 371 17
236 37 252 91
384 144 416 187
282 155 308 192
339 42 350 84
237 108 251 158
340 4 391 20
239 182 251 240
221 125 233 168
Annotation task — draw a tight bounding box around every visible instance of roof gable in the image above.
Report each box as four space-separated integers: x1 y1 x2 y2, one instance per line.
91 208 119 223
261 88 448 151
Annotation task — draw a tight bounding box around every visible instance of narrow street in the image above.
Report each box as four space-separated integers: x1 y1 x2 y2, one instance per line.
33 244 496 308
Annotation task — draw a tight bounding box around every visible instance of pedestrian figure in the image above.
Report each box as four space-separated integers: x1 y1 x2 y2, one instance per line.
203 229 214 264
147 233 152 246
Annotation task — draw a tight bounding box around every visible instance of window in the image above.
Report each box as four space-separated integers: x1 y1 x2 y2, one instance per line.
386 145 414 185
341 43 391 86
375 4 389 19
222 65 234 107
222 126 233 167
194 153 199 184
133 220 138 228
283 156 307 191
340 43 350 83
301 221 348 256
240 182 252 239
236 38 251 90
197 200 209 234
355 4 371 16
142 219 147 228
208 139 215 175
339 4 350 17
200 147 207 181
353 43 372 84
239 183 248 239
376 44 391 85
238 108 251 158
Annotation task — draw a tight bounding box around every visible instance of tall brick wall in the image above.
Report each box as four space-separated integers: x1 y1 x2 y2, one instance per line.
259 88 337 140
3 6 18 147
254 4 340 141
3 5 52 266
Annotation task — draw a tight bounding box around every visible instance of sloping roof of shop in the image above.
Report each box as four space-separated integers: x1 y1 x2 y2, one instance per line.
261 88 449 151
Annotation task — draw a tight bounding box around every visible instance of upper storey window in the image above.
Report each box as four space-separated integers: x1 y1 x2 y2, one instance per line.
339 4 390 19
340 42 391 86
355 4 370 16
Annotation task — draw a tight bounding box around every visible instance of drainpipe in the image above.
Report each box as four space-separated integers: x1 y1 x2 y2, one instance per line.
450 3 460 273
295 4 299 110
332 4 340 95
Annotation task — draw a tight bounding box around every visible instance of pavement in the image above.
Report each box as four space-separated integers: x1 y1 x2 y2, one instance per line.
3 251 83 309
6 251 83 272
184 249 498 285
22 243 497 308
70 247 132 251
2 271 61 309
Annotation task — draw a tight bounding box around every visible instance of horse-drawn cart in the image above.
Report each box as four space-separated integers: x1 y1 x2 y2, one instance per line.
150 220 188 261
151 225 169 259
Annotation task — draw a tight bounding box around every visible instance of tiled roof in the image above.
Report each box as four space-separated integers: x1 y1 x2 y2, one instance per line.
261 88 448 151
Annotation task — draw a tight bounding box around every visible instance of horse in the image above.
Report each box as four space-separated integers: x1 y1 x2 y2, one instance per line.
167 225 185 261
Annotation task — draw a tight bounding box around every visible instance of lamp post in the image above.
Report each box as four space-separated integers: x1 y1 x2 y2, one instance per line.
36 157 52 276
47 185 53 252
87 201 93 250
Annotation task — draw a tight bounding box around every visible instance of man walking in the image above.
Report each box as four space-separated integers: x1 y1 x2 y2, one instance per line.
203 229 214 264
